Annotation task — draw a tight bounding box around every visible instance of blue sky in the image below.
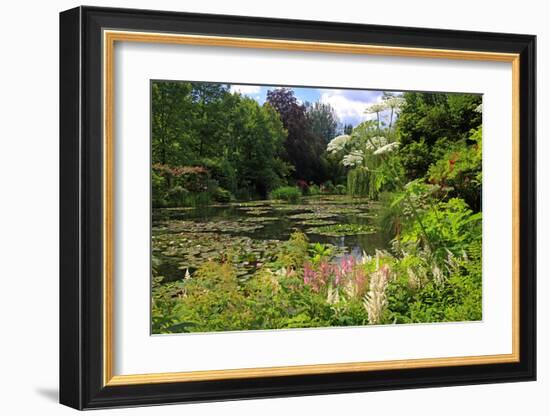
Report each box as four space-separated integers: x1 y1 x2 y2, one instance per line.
229 84 396 127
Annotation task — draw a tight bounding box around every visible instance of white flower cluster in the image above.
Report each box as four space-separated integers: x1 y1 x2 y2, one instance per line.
475 103 483 113
364 96 405 114
364 102 387 114
342 150 364 167
373 141 399 155
363 264 391 325
365 136 388 150
327 134 351 153
384 96 406 110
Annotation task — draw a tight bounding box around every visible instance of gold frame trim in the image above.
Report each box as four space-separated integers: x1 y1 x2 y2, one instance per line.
103 30 521 387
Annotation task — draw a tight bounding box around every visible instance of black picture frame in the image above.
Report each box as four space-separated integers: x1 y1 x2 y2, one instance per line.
60 5 536 410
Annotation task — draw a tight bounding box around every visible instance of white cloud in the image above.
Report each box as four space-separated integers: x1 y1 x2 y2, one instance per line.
319 89 379 126
230 84 261 95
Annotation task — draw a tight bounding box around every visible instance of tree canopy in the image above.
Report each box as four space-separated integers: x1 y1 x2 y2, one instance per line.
152 81 289 200
266 88 331 182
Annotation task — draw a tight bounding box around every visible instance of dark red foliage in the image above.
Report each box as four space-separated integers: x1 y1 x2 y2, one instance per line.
153 163 209 177
296 179 308 192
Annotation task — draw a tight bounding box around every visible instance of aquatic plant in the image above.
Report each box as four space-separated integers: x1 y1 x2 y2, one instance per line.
298 219 337 227
289 212 337 220
306 223 376 237
242 216 278 223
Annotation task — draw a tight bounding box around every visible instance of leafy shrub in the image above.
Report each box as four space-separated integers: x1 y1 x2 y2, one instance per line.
307 184 321 196
174 262 253 332
270 186 302 203
200 158 237 194
400 197 481 262
397 140 432 181
152 164 212 207
152 227 481 333
321 180 336 194
213 187 233 203
152 170 168 207
385 243 481 324
186 192 213 207
166 185 189 206
335 184 347 195
428 127 482 210
151 276 185 333
276 231 310 269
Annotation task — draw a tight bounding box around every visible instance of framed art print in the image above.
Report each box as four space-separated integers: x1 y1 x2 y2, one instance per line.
60 6 536 410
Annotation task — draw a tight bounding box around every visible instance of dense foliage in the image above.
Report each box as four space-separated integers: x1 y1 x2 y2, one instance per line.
152 82 290 204
152 84 483 333
266 88 329 182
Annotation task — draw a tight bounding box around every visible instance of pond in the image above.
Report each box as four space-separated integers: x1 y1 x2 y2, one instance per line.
152 195 391 281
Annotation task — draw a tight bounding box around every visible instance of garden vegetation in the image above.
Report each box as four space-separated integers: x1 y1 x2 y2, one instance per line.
151 82 483 333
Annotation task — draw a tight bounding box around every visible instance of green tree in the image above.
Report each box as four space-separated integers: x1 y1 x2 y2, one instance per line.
305 101 339 143
151 81 290 202
395 92 481 180
267 88 327 182
151 81 194 165
343 123 354 135
229 98 289 196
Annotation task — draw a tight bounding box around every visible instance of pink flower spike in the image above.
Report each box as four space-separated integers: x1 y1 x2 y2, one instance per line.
319 261 330 280
333 263 343 285
303 261 317 286
340 255 355 275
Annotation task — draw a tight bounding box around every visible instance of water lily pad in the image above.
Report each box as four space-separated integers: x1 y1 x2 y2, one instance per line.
354 212 378 219
233 200 273 207
152 230 286 280
242 216 279 223
271 203 314 212
306 223 377 237
320 206 363 215
155 219 264 234
298 219 338 226
238 207 272 215
151 194 386 283
289 212 337 220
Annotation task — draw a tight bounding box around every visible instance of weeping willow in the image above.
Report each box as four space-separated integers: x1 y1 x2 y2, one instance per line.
347 167 378 199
